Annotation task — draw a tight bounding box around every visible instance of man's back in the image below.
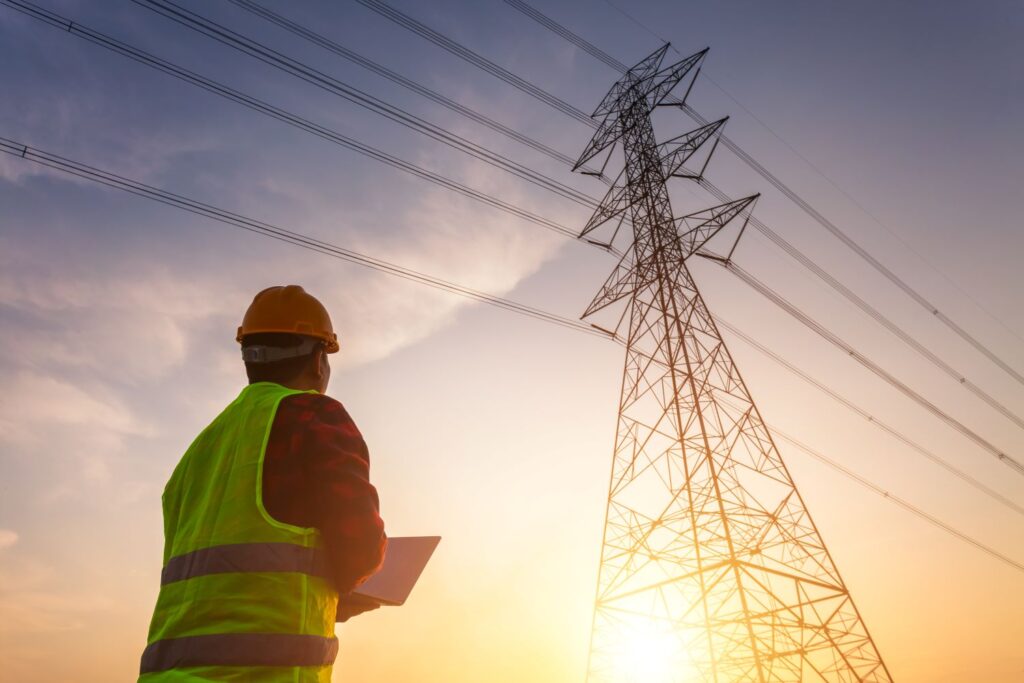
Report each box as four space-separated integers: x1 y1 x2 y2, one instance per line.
139 285 387 681
141 383 341 682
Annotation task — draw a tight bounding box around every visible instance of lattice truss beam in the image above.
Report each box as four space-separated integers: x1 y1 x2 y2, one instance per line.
576 45 891 683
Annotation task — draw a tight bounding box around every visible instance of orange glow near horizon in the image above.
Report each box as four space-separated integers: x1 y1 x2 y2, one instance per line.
2 0 1023 681
605 616 696 683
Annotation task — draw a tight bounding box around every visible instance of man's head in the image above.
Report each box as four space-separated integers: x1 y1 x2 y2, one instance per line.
241 332 331 392
237 285 339 393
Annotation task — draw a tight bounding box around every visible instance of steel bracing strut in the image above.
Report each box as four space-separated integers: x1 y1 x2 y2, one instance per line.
576 45 892 682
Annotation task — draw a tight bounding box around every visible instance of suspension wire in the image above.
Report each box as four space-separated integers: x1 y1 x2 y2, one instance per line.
498 0 1024 387
718 259 1024 477
506 0 627 72
227 0 1024 435
354 0 598 129
573 0 1024 349
348 0 1024 437
10 0 1021 475
716 393 1024 575
776 429 1024 574
714 317 1024 518
3 135 1020 572
126 0 600 212
696 178 1024 434
686 104 1024 387
227 0 587 172
354 0 596 127
25 0 1015 444
0 0 579 239
0 137 604 337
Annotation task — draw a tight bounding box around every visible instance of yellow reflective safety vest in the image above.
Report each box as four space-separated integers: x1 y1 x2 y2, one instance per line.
139 382 339 682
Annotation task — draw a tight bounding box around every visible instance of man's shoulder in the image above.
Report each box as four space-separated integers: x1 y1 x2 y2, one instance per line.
278 392 354 427
275 392 367 457
280 391 343 410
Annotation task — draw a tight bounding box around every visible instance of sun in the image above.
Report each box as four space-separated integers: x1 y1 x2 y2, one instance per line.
605 616 696 683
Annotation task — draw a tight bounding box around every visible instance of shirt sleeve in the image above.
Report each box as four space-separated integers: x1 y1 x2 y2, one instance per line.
279 393 387 594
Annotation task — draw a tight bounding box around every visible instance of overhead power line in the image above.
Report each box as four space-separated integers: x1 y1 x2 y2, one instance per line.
717 258 1024 478
3 135 1020 575
128 0 599 213
695 177 1024 434
0 136 604 338
1 0 578 238
498 0 1024 388
506 0 626 72
565 0 1024 350
716 318 1024 518
221 0 1024 434
718 394 1024 575
227 0 586 172
11 0 1020 482
685 103 1024 388
355 0 596 127
355 0 598 128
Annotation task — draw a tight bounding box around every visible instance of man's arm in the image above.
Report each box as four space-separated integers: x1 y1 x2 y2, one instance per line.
302 396 387 594
264 393 387 595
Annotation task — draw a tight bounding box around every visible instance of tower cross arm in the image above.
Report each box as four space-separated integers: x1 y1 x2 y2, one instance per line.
673 194 759 259
579 170 630 238
573 46 706 171
643 47 708 109
590 44 670 118
580 248 645 319
575 31 891 681
658 116 728 179
573 114 621 172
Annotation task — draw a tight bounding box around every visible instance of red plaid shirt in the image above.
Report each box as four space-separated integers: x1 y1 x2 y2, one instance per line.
262 392 387 594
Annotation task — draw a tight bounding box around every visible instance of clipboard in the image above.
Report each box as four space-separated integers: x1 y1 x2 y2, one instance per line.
339 536 440 615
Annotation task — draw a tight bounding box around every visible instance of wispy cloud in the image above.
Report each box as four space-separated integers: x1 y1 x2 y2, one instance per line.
0 529 18 550
0 551 117 631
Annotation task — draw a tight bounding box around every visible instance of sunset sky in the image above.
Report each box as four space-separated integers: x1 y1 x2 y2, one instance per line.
1 0 1022 681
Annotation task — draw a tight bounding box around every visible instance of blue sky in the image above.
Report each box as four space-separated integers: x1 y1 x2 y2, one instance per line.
1 1 1022 680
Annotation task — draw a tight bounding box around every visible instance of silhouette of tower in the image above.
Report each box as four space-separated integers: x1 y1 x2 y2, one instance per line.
575 45 892 682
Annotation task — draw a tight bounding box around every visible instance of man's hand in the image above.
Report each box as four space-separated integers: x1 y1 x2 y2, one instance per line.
337 592 381 623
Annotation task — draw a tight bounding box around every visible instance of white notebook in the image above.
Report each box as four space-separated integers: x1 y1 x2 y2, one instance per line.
347 536 440 608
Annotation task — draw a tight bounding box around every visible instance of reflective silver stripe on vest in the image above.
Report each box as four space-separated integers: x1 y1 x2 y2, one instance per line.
161 542 327 585
140 633 339 673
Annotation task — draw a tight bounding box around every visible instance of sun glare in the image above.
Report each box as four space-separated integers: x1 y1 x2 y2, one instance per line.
606 617 695 683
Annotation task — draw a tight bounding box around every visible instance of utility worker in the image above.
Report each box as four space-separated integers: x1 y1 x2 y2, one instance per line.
138 285 387 682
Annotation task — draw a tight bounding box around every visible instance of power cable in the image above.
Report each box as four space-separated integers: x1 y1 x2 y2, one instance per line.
128 0 599 213
3 135 1020 573
696 177 1024 434
775 427 1024 574
594 0 676 56
11 0 1021 483
716 258 1024 477
355 0 597 127
685 104 1024 387
715 318 1024 518
0 136 605 337
499 0 1024 387
506 0 627 72
215 0 1024 433
0 0 577 238
578 0 1024 349
355 0 596 127
718 392 1024 575
228 0 586 172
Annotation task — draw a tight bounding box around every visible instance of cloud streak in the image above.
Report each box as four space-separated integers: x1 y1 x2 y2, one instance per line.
0 529 18 550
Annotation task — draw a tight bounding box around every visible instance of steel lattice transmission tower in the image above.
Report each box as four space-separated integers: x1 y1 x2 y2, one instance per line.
574 45 892 682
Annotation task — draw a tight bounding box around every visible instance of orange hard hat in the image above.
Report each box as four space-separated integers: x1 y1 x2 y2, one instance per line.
236 285 340 353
